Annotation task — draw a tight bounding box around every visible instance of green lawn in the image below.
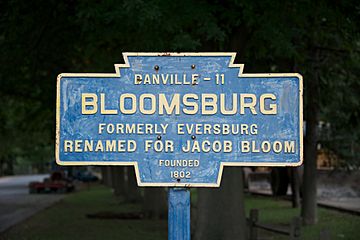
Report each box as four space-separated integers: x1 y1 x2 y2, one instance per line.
2 185 359 240
245 195 360 240
2 185 167 240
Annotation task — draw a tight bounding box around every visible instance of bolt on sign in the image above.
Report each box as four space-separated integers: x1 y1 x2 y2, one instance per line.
56 53 303 187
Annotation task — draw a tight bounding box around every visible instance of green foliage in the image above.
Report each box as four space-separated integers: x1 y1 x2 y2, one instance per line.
0 0 359 171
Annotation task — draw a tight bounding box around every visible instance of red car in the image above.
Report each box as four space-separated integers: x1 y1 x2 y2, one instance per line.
29 171 74 194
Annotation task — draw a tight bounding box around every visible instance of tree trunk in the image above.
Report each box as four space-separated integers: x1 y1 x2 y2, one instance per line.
112 167 126 199
0 158 4 176
110 167 117 188
101 166 112 187
193 24 249 240
124 166 142 203
5 156 14 175
290 167 300 208
142 187 167 219
301 50 320 225
270 168 289 196
194 167 247 240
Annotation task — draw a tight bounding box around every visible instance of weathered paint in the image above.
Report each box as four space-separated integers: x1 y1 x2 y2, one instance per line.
56 52 303 187
168 188 190 240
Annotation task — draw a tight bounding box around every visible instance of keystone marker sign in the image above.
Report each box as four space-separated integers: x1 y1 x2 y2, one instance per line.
56 53 303 187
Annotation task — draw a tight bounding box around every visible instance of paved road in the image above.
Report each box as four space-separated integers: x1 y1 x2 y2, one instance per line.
0 174 65 233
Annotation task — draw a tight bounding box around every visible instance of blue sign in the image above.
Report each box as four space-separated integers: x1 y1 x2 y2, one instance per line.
56 53 303 187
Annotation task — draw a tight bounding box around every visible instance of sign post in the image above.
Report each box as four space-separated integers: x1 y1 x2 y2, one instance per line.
56 52 302 239
168 188 190 240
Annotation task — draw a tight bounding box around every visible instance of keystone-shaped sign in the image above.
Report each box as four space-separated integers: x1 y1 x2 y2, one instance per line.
56 53 303 187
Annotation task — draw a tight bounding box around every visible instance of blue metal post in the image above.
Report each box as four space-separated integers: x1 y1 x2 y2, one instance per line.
168 188 191 240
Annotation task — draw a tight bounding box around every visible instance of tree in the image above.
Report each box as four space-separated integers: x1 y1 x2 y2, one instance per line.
0 0 80 174
111 167 126 199
124 167 142 203
1 0 359 233
195 168 247 240
301 49 320 224
142 188 167 219
299 1 360 224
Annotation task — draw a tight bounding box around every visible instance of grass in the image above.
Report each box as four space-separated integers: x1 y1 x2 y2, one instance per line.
244 195 360 240
1 185 167 240
2 186 360 240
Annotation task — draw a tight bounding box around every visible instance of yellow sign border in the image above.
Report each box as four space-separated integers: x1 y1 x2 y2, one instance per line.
56 52 303 187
